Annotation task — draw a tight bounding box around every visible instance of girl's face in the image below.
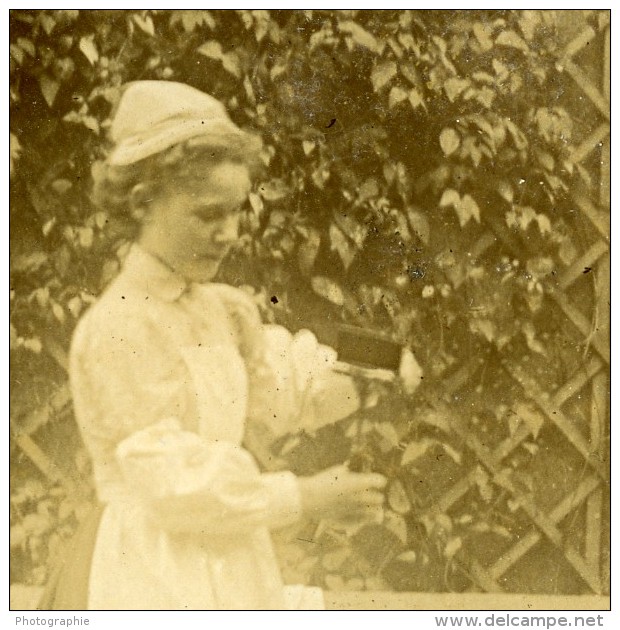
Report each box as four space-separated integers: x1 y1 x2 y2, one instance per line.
138 161 251 283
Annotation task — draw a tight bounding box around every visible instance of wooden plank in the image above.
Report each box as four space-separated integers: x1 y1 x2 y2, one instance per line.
467 560 504 593
558 240 608 291
562 25 597 59
585 489 602 579
572 193 609 241
602 25 610 100
326 591 610 610
548 290 609 364
484 212 608 364
570 123 610 165
440 412 602 592
16 382 72 436
464 434 602 594
489 476 599 579
504 362 607 478
12 433 76 492
563 59 610 120
552 357 603 407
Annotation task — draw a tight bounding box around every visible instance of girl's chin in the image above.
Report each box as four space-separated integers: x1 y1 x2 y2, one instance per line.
180 258 222 283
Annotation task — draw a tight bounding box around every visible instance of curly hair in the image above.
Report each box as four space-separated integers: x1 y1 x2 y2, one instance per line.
91 130 264 221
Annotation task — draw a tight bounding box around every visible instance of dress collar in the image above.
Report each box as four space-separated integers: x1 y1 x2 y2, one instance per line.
121 244 188 302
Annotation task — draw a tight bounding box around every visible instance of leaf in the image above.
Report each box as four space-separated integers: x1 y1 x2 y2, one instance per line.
39 75 60 108
396 550 417 563
536 149 555 172
133 14 155 36
399 60 421 87
17 37 36 57
519 10 541 40
399 348 423 395
439 188 460 208
78 35 98 65
174 10 215 32
334 212 367 248
10 44 25 65
258 178 289 201
311 275 345 306
298 229 320 275
13 252 48 274
407 208 430 245
329 222 356 269
472 22 494 51
387 479 411 514
244 194 261 220
444 536 462 559
439 128 460 156
476 87 495 109
197 40 223 59
67 296 83 319
493 59 510 80
401 439 431 466
521 321 545 355
558 235 578 265
375 422 400 452
52 302 65 323
78 227 94 248
470 318 495 343
40 13 56 35
358 177 379 202
536 213 551 235
389 86 408 109
514 401 545 438
302 140 316 155
408 88 424 110
383 511 408 544
505 120 528 150
339 20 379 52
10 133 21 176
443 77 469 102
51 179 72 194
461 194 480 224
23 338 43 354
495 30 529 52
418 406 452 433
222 52 242 79
497 180 514 203
370 60 397 92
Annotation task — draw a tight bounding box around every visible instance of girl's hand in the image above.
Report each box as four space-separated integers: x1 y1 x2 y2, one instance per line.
298 465 387 522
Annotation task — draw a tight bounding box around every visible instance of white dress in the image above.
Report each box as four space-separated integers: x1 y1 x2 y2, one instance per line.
69 245 359 610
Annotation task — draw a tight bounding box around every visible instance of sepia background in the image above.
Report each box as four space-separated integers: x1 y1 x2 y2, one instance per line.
9 10 610 608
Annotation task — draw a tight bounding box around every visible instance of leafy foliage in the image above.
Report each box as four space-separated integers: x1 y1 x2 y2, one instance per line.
10 9 604 592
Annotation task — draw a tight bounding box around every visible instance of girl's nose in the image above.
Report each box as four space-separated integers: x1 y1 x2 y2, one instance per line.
212 213 240 244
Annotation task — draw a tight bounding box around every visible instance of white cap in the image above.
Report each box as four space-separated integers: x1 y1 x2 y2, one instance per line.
108 81 244 166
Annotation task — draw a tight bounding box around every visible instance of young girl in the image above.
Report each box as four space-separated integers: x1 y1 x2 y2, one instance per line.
54 81 389 610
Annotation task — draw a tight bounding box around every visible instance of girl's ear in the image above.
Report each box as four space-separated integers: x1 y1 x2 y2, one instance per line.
129 183 153 222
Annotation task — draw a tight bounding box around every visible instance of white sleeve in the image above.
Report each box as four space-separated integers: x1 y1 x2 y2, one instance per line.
70 310 302 535
115 418 302 534
249 325 361 437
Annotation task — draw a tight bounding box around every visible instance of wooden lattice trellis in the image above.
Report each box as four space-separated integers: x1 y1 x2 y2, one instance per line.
421 14 610 595
11 11 610 598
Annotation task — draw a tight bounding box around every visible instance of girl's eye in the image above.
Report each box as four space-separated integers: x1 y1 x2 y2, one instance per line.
195 204 240 223
195 207 224 222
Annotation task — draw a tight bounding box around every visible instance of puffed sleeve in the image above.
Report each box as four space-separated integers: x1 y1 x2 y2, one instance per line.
247 325 361 437
69 305 302 535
